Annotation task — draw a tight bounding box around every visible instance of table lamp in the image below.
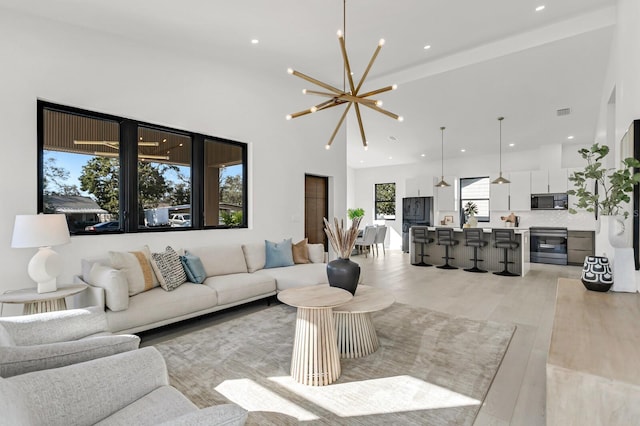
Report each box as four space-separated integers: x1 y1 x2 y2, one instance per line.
11 214 71 293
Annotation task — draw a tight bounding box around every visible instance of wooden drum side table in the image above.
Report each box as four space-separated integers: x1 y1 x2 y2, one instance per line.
278 285 352 386
0 284 88 315
333 285 395 359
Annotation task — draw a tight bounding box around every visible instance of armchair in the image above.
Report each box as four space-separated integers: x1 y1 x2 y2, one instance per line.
0 346 248 426
0 306 140 377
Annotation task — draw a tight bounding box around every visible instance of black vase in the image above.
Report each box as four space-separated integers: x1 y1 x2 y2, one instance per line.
327 258 361 295
581 256 613 292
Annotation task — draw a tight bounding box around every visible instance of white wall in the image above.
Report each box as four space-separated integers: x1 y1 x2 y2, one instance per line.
0 10 347 314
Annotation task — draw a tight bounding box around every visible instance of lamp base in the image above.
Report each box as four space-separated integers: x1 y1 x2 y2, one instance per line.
37 279 57 294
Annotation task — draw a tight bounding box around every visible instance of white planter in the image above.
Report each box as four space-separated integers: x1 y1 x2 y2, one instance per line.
596 215 637 293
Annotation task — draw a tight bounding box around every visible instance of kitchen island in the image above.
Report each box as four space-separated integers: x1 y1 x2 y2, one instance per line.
408 226 530 276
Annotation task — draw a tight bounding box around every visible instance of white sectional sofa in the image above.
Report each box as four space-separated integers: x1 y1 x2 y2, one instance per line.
74 241 328 334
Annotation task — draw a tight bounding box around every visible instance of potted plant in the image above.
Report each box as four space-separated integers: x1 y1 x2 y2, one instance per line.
347 208 365 221
568 143 640 262
463 201 478 228
323 216 362 295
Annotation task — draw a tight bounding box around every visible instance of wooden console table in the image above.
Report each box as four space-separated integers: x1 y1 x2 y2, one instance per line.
547 278 640 425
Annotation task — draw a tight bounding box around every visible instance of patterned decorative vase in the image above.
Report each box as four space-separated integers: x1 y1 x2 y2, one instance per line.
327 258 361 295
581 256 613 292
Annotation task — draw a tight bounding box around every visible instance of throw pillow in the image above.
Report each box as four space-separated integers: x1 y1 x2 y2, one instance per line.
264 238 295 269
307 243 325 263
109 246 159 296
292 238 311 264
87 263 129 311
180 251 206 284
151 246 187 291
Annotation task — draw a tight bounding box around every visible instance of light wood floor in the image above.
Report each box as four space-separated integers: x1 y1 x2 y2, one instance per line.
140 249 580 425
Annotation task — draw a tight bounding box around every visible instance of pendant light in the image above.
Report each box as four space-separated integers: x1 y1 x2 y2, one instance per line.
435 126 450 187
491 116 511 184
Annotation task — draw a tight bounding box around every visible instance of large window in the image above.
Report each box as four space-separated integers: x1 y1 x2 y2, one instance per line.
460 177 490 223
375 183 396 220
38 101 247 234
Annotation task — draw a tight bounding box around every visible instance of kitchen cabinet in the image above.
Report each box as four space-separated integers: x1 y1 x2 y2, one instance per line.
435 176 457 211
509 171 531 211
531 169 568 194
405 175 434 197
567 230 595 265
489 172 510 211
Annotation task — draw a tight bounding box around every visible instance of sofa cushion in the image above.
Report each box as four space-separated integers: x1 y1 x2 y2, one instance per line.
255 263 328 291
307 243 325 263
94 386 197 426
88 263 129 311
151 246 187 291
157 404 249 426
292 239 311 264
105 284 218 333
264 239 294 269
0 324 14 346
203 273 275 305
241 243 266 273
187 245 248 277
0 377 35 425
180 252 206 283
110 246 159 296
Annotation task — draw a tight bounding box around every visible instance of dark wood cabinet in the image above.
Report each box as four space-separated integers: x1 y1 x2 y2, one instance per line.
567 230 595 265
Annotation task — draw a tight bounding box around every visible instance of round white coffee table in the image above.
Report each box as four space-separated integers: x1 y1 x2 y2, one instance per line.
333 285 395 358
278 285 352 386
0 284 88 315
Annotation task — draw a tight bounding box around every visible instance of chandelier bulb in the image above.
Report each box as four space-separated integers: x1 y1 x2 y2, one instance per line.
364 145 369 151
302 89 307 94
325 144 331 150
379 39 385 46
310 106 318 113
285 114 292 120
397 116 404 122
376 100 383 107
337 30 343 38
392 84 398 90
287 68 294 75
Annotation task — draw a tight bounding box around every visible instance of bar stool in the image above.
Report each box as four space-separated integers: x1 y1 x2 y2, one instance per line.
411 228 433 267
436 228 458 269
493 229 520 277
463 228 488 273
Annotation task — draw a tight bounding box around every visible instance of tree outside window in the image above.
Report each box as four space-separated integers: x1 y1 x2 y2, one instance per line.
375 183 396 220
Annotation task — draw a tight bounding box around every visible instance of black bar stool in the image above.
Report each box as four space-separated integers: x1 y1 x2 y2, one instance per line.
411 228 433 267
493 229 520 277
463 228 488 273
436 228 458 269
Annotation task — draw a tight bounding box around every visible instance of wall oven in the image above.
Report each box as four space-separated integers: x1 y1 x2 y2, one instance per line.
530 227 568 265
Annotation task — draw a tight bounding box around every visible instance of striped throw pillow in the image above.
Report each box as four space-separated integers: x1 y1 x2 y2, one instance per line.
109 246 159 296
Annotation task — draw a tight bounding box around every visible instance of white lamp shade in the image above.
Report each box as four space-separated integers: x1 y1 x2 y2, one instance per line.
11 214 71 248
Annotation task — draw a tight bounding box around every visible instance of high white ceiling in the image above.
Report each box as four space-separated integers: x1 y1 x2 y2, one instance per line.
1 0 616 168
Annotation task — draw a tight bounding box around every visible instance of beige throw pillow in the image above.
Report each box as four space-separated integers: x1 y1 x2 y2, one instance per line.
109 246 159 296
292 239 311 264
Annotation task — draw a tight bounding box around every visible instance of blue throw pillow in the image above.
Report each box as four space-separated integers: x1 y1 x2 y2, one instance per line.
180 252 206 284
264 239 295 269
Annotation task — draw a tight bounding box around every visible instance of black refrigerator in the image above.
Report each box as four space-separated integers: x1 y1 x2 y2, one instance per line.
402 197 433 252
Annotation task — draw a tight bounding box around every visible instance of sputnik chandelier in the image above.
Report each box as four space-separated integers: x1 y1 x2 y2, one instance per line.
286 0 402 150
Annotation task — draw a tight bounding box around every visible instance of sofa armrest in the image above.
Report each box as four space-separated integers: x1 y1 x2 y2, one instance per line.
73 275 106 309
8 347 169 426
157 404 248 426
0 306 109 346
0 334 140 377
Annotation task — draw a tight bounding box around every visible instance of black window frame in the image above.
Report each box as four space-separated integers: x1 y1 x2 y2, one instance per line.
459 176 490 224
37 101 248 234
374 182 396 221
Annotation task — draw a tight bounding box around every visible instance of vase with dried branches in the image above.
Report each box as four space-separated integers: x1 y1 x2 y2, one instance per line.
324 217 361 295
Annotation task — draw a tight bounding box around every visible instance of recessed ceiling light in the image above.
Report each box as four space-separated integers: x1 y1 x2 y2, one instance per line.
509 143 515 147
359 160 364 163
420 153 426 157
251 39 259 44
535 5 545 12
423 45 431 50
388 156 393 160
567 135 575 140
460 149 466 152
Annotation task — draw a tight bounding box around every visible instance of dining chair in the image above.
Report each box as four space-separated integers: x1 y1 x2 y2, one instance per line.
373 226 387 256
355 226 377 258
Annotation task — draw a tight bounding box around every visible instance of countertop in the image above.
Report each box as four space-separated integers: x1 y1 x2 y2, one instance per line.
410 225 529 234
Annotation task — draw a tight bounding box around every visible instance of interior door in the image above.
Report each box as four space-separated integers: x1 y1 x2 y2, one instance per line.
305 175 328 251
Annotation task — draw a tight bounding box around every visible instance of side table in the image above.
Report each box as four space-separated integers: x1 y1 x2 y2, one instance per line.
333 285 395 358
0 284 88 315
278 285 352 386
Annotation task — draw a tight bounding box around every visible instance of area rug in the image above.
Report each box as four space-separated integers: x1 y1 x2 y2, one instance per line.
154 303 515 425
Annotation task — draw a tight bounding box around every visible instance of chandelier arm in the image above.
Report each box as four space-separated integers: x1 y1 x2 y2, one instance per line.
361 103 401 121
327 103 353 148
355 43 383 94
336 94 378 106
358 85 395 98
338 34 357 95
353 103 367 147
304 89 342 98
290 70 343 95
